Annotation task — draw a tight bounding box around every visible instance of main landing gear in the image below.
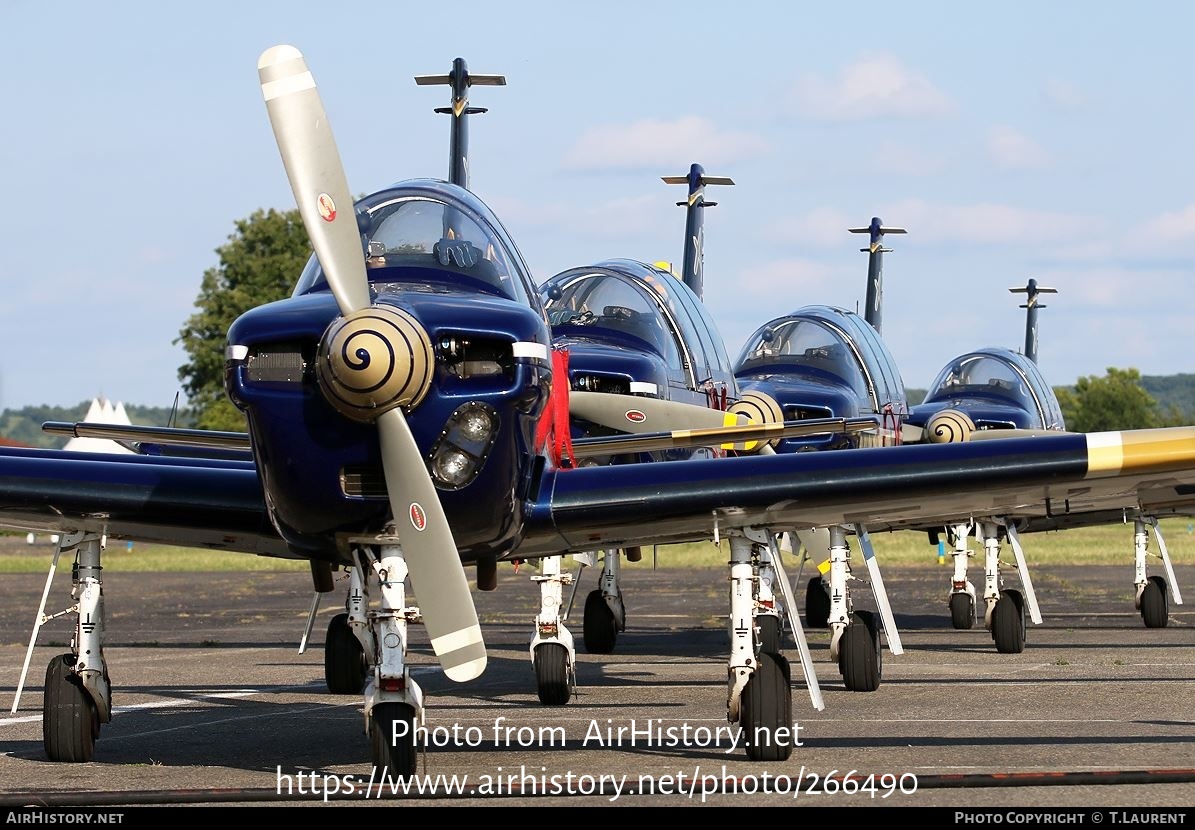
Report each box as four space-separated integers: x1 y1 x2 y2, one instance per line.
946 521 1041 654
823 526 903 693
12 532 113 762
724 527 824 762
1132 517 1184 628
582 549 626 654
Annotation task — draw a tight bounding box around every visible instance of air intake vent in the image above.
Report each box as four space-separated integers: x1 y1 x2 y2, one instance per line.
247 348 306 383
341 465 388 499
784 405 833 421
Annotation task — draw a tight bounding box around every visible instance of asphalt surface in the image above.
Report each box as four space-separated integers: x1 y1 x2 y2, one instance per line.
0 557 1192 808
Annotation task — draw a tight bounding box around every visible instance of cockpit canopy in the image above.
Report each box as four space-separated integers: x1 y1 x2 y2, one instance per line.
924 349 1064 429
737 317 871 404
543 269 679 364
540 259 736 391
293 181 537 307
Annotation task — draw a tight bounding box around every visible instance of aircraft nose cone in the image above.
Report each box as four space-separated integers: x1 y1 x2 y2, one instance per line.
316 306 433 422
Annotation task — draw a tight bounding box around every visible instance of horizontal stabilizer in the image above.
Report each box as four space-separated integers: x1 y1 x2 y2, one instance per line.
661 175 735 186
849 226 906 235
415 73 506 87
1009 286 1058 294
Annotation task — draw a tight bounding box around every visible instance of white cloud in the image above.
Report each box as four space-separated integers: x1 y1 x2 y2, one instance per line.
766 207 856 248
791 54 952 121
766 200 1096 249
731 258 838 297
1042 78 1086 111
871 140 951 176
881 199 1093 245
488 192 669 242
1039 266 1186 309
1130 203 1195 246
987 126 1049 169
560 116 769 172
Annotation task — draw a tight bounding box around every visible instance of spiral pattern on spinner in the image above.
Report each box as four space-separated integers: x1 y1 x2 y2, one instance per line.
316 306 433 422
727 390 784 452
926 409 975 444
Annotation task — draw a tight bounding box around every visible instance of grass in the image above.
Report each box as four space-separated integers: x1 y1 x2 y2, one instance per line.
0 540 307 574
622 518 1195 569
1 518 1191 573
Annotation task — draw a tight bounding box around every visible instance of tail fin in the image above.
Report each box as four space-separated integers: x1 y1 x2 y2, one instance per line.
1008 279 1057 364
415 58 506 190
848 218 906 335
661 163 734 300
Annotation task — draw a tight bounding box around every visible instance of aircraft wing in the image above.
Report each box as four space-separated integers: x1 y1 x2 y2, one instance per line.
0 447 285 556
521 427 1195 555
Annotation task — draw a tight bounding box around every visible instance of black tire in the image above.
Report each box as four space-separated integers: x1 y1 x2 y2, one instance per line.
1141 576 1169 629
757 614 783 655
740 653 793 762
324 613 366 695
43 654 97 763
533 643 571 705
838 616 880 692
369 702 417 780
856 610 883 680
992 592 1026 654
949 593 974 630
583 590 618 654
804 577 830 629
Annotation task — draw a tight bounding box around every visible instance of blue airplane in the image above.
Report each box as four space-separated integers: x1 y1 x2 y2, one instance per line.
4 47 1195 778
908 281 1183 640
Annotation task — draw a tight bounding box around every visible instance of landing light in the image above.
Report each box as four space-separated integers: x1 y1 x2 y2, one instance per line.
429 402 499 490
433 449 475 487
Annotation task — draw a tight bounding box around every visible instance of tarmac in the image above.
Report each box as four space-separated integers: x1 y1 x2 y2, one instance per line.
0 556 1191 808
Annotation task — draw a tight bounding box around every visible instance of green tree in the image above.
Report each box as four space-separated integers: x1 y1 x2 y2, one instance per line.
175 208 311 430
1055 367 1161 432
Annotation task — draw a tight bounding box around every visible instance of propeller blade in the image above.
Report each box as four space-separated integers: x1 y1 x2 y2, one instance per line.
377 409 486 682
258 45 371 315
569 391 747 434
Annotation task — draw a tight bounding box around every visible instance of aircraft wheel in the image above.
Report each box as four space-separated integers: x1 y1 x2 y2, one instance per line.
1141 576 1169 629
856 609 883 680
369 702 417 779
949 593 974 630
804 577 830 628
583 590 618 654
757 614 782 656
324 613 366 694
43 654 98 763
838 616 880 692
533 643 571 706
739 653 793 762
991 590 1026 654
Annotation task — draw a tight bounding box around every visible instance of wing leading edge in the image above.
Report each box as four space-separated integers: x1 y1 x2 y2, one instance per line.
0 448 285 556
522 427 1195 555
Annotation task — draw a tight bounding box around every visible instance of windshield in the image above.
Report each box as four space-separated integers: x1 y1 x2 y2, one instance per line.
293 196 528 303
543 272 681 367
928 355 1041 413
737 318 870 400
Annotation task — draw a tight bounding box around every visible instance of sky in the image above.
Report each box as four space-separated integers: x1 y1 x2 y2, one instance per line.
2 2 1194 409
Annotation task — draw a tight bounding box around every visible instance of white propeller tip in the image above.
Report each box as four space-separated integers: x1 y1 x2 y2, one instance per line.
258 44 304 70
444 656 487 683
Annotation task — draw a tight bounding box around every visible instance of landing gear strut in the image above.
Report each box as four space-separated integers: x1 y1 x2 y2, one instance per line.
725 528 793 762
346 539 425 779
12 532 113 762
583 549 625 653
1133 517 1184 628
